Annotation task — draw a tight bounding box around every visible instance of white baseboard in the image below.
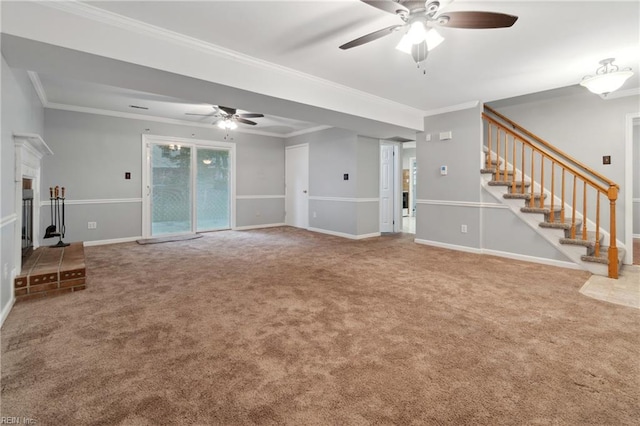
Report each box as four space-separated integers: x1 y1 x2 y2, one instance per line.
233 223 286 231
414 239 582 270
481 248 583 270
1 269 17 327
414 238 483 254
633 234 640 239
308 227 380 240
83 236 141 247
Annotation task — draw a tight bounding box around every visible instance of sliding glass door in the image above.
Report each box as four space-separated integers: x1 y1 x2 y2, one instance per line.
151 144 192 235
196 148 230 232
144 137 234 237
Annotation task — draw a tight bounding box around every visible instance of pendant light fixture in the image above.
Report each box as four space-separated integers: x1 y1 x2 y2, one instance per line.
580 58 634 96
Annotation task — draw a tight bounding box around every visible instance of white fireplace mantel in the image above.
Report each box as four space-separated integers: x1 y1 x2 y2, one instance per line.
13 132 53 274
13 132 53 182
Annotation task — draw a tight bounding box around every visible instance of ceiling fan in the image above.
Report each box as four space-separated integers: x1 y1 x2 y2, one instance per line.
340 0 518 67
186 105 264 129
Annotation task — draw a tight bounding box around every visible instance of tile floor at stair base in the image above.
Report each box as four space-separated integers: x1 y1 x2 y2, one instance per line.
580 265 640 309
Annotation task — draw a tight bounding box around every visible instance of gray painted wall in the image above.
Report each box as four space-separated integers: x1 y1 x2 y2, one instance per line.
416 105 483 248
41 109 285 243
416 104 569 263
1 58 45 319
489 87 640 244
286 128 380 237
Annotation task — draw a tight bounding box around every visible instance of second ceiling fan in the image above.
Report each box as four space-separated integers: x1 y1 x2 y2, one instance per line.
186 105 264 129
340 0 518 66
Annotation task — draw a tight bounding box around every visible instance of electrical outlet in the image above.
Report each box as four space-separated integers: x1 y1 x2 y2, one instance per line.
461 224 468 233
256 211 261 217
88 222 97 229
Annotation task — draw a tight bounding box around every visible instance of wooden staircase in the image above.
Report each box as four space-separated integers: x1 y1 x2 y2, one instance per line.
481 106 625 278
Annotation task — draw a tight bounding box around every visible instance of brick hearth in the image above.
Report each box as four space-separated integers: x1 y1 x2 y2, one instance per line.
14 242 86 302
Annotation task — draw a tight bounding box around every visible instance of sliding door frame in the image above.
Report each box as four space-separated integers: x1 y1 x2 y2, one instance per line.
141 134 236 238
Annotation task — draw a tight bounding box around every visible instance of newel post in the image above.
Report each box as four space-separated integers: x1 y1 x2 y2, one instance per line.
607 185 618 279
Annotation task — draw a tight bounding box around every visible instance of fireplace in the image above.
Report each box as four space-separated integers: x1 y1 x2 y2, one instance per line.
13 133 53 276
22 179 34 260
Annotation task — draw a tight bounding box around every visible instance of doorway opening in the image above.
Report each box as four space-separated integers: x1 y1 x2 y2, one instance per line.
627 114 639 264
401 142 417 234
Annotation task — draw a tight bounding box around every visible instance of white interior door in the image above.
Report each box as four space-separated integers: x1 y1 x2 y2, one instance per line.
380 143 395 233
285 144 309 228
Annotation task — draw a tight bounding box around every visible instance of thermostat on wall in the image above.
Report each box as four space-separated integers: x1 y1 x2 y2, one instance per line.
439 131 452 141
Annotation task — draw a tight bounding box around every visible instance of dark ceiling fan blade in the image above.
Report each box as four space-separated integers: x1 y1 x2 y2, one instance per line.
237 113 264 119
218 106 237 115
340 24 403 50
185 113 215 116
437 11 518 29
236 118 257 126
360 0 408 15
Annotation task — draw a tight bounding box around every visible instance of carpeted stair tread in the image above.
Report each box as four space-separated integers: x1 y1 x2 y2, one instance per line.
521 206 562 214
581 247 626 265
487 169 515 176
503 193 547 200
539 218 582 230
487 180 531 187
560 231 603 248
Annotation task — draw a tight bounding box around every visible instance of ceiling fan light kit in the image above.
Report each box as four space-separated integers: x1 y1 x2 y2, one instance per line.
218 119 238 130
342 0 518 72
580 58 634 96
187 105 264 130
407 17 429 44
396 27 444 54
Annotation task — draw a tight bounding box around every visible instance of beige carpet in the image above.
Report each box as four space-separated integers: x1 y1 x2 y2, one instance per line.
2 227 639 425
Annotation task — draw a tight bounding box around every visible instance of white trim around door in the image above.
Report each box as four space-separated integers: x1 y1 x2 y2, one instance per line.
141 134 236 238
285 143 309 229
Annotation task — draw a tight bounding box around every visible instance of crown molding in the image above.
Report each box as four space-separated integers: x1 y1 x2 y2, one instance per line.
30 69 331 138
423 100 480 117
27 71 48 107
45 102 290 138
40 0 427 119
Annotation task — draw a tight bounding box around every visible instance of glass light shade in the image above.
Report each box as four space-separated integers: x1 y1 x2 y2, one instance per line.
217 119 238 130
395 34 412 54
580 70 634 94
425 28 444 51
396 29 444 54
407 21 428 44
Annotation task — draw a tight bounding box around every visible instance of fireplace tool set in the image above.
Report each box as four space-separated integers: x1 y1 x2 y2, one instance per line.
44 185 69 247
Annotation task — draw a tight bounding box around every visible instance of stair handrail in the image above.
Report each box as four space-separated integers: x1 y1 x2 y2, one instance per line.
484 105 618 189
482 114 609 194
